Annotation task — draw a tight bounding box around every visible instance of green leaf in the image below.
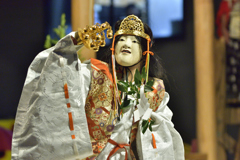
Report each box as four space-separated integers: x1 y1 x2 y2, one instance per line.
135 69 142 81
44 13 67 49
128 91 136 95
117 81 128 92
150 120 155 125
59 27 66 38
134 69 142 85
146 80 154 87
61 13 66 26
142 120 149 134
141 66 146 80
53 28 60 37
129 81 133 87
44 35 52 49
144 85 154 92
120 99 130 109
149 120 155 132
149 123 152 132
123 95 128 102
142 120 148 127
118 81 128 88
137 93 140 99
132 85 138 92
134 78 141 86
51 39 58 45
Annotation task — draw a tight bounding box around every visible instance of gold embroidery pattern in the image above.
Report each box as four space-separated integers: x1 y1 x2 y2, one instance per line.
83 62 117 160
147 78 165 112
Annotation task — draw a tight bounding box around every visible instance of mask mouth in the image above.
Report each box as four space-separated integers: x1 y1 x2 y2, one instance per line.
121 49 131 54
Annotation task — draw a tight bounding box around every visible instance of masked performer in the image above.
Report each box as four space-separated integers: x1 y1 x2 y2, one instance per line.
12 15 184 160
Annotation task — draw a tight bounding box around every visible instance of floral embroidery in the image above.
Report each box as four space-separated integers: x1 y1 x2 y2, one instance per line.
93 130 102 140
95 108 102 115
157 81 164 91
147 79 165 112
85 102 91 111
92 70 101 79
98 93 107 101
92 142 99 154
106 125 114 132
84 59 116 160
97 78 104 85
99 122 104 127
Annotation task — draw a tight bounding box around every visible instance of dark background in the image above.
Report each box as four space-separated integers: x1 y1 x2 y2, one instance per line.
0 0 222 144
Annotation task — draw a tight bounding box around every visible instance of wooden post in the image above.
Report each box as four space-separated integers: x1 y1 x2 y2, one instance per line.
71 0 96 61
193 0 217 160
71 0 94 30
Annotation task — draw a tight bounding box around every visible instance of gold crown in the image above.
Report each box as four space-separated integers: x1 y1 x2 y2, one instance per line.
114 15 150 40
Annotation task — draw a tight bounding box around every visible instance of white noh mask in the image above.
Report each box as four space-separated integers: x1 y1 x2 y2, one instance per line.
115 35 142 66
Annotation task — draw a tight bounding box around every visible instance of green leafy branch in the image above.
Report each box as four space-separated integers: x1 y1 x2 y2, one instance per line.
117 66 154 112
117 66 155 133
44 13 68 49
142 118 155 134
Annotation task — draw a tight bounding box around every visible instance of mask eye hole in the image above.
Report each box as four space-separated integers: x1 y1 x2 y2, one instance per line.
132 40 138 43
119 38 125 41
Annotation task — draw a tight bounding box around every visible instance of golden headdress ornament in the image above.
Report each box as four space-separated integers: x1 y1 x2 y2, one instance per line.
114 15 150 40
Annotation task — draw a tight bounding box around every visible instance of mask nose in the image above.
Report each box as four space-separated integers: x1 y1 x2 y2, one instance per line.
122 43 130 49
122 38 131 49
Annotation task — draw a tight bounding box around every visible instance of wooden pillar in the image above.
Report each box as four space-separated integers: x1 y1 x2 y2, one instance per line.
193 0 217 160
71 0 96 61
71 0 94 30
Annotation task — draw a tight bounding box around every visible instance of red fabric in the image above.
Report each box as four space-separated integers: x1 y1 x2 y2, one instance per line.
91 58 113 83
216 1 231 37
68 112 74 131
152 133 157 149
67 103 71 108
71 135 75 139
64 83 69 99
100 107 110 114
107 139 130 160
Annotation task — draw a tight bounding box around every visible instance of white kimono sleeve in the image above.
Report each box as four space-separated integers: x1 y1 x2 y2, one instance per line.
136 92 185 160
11 33 93 160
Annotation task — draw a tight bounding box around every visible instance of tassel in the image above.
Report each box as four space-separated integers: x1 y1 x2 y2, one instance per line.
110 35 120 117
152 133 157 149
142 39 153 83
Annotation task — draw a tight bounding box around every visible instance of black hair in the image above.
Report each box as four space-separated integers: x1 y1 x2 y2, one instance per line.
101 19 167 82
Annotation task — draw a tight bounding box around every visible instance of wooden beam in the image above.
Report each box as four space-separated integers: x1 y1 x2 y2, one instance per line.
193 0 217 160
